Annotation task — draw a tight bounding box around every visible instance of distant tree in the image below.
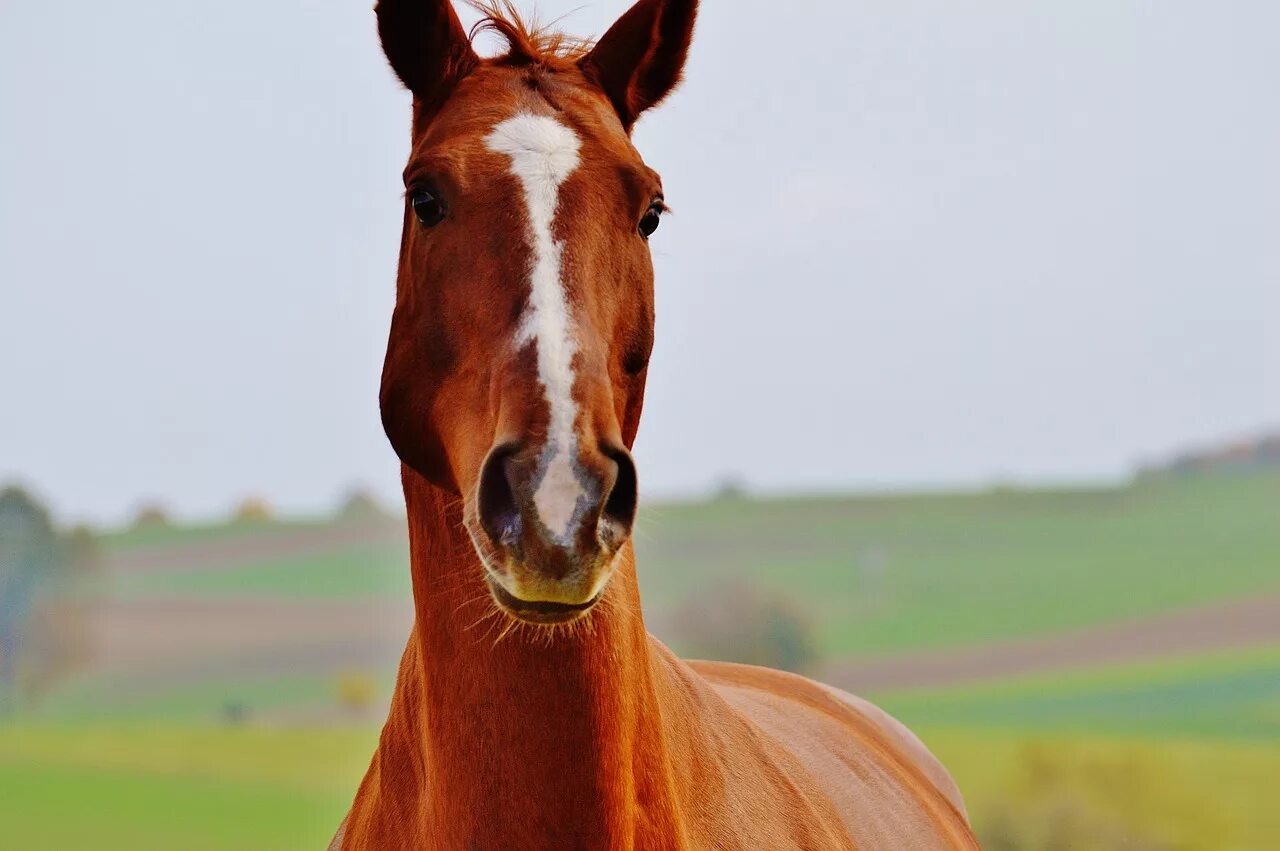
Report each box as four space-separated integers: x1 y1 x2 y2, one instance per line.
668 578 818 674
0 487 57 712
336 670 379 715
0 486 97 713
220 701 249 726
22 525 101 702
337 488 390 525
712 476 748 502
1260 434 1280 466
1139 431 1280 479
130 502 172 530
233 497 273 523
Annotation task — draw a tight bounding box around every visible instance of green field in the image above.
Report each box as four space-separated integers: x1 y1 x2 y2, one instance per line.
639 472 1280 655
6 470 1276 848
108 471 1280 658
19 673 372 724
924 730 1280 851
875 645 1280 739
103 516 338 551
111 540 411 601
0 725 376 851
2 721 1275 851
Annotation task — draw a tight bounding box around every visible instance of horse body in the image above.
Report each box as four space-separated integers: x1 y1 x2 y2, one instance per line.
337 1 977 847
337 481 973 850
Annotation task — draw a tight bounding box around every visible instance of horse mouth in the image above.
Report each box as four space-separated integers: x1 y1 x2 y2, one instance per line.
486 576 602 624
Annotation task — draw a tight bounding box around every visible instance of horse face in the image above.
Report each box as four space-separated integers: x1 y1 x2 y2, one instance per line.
376 0 696 622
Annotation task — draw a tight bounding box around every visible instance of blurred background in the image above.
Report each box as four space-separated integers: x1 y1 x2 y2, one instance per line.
2 1 1277 849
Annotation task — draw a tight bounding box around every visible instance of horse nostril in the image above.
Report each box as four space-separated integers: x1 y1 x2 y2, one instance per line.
601 446 638 538
479 441 636 555
478 444 522 548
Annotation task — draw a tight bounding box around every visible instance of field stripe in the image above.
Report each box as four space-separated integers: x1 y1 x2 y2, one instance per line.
825 594 1280 692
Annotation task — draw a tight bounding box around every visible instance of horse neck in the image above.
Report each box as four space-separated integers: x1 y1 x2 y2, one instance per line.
393 469 685 845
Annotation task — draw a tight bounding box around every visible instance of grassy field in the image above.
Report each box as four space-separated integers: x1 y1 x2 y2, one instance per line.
19 673 370 724
639 471 1280 655
111 540 411 601
2 722 1276 851
106 471 1280 658
875 645 1280 739
925 730 1280 851
873 647 1280 847
6 470 1274 848
0 725 376 851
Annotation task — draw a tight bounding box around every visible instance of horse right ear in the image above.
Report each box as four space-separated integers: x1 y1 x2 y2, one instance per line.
580 0 699 131
376 0 478 105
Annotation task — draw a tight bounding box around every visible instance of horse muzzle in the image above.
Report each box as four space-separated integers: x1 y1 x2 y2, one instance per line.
467 438 637 623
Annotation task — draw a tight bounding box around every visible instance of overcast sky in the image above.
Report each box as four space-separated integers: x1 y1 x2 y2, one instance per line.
2 1 1276 524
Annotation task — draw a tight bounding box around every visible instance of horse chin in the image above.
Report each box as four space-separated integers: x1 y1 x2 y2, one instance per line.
463 502 617 625
485 574 603 625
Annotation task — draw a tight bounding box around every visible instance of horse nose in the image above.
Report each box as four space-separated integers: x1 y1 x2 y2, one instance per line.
476 440 637 583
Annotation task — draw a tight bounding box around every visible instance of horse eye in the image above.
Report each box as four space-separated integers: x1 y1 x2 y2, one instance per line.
639 203 663 239
410 189 446 228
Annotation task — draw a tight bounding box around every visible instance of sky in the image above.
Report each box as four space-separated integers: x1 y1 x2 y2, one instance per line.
2 1 1277 524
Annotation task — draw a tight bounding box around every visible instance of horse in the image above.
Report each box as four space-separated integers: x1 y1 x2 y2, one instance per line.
333 1 979 847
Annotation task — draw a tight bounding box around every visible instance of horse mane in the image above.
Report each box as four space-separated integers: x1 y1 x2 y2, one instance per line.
464 1 595 66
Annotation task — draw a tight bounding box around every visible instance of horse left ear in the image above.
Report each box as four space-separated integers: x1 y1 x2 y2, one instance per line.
375 0 478 109
579 0 699 131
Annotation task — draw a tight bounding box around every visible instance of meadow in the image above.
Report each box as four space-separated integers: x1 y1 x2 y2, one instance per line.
3 719 1276 850
3 469 1277 849
104 470 1280 658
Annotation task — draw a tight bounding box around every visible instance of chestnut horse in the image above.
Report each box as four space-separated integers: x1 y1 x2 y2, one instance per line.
334 1 977 848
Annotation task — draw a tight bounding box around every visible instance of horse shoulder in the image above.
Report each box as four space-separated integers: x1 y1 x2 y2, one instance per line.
687 659 977 849
815 683 969 821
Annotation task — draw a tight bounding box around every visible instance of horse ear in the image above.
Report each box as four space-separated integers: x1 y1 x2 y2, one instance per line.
579 0 699 131
375 0 478 105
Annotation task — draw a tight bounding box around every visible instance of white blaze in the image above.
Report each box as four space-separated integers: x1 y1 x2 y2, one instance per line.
485 112 585 541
